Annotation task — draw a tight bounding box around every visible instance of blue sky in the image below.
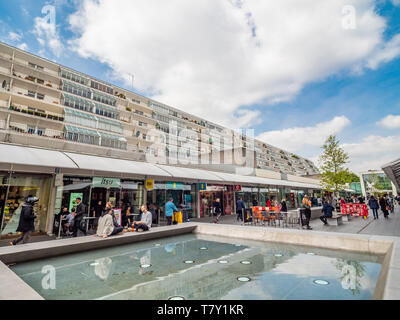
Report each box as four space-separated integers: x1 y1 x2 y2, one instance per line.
1 0 400 173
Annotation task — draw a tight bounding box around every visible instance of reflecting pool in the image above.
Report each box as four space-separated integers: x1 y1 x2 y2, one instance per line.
10 234 383 300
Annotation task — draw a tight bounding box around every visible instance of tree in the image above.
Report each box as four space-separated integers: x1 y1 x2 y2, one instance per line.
318 135 350 196
345 172 360 184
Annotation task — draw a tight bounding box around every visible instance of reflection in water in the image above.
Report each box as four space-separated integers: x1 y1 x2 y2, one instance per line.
94 257 113 280
335 259 366 296
10 234 382 300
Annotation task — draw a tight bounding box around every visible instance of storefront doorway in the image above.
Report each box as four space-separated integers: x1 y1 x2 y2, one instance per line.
0 172 52 238
147 182 196 224
199 185 233 218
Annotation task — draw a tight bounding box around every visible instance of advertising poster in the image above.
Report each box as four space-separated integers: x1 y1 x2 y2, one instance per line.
113 208 122 226
69 193 83 212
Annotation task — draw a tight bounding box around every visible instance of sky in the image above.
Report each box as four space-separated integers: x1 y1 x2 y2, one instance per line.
1 0 400 174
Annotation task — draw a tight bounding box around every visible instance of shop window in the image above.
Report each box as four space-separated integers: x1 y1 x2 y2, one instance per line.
1 173 52 237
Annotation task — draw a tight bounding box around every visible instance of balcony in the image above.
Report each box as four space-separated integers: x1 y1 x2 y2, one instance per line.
8 104 64 122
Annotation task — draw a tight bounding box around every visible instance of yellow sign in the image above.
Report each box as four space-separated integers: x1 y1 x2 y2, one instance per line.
145 179 154 190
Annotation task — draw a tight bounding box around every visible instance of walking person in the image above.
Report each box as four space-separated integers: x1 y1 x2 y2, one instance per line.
301 195 312 230
9 196 39 246
72 197 87 237
379 195 389 219
281 198 288 213
213 198 222 223
236 197 245 222
165 198 178 226
320 200 334 225
368 195 379 220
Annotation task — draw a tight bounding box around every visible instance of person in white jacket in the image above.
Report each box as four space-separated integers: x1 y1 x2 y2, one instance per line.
96 202 123 238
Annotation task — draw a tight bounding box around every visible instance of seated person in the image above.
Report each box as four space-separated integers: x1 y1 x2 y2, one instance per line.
132 205 152 232
96 202 124 238
63 209 75 236
320 201 334 225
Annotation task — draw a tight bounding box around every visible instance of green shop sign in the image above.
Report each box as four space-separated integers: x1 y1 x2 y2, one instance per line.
93 177 121 188
166 182 184 190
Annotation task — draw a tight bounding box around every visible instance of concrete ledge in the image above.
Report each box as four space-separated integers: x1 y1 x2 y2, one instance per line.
0 261 43 300
1 222 399 300
193 223 400 300
0 224 196 265
193 223 393 255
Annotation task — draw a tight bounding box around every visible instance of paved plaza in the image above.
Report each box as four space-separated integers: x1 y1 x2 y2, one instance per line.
1 206 399 248
192 205 400 238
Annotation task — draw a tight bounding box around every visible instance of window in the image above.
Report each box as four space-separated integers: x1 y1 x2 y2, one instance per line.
28 126 35 134
28 91 35 98
143 134 147 140
36 65 44 71
60 69 88 85
36 78 44 85
91 80 114 95
62 80 91 99
36 93 45 100
37 127 45 136
28 62 36 68
92 92 116 107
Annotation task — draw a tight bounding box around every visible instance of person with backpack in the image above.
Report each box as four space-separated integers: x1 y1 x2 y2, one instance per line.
10 196 38 246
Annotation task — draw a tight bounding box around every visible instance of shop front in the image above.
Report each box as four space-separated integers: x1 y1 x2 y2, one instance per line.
54 176 144 228
235 186 259 208
147 182 197 224
0 172 52 239
199 184 234 218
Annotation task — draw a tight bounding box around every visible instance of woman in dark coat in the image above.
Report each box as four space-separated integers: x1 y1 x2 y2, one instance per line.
213 198 222 223
379 195 389 219
10 197 38 246
280 198 288 212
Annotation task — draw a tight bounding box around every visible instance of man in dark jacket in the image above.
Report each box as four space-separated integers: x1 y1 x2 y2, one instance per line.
72 197 87 237
368 195 379 219
320 201 334 225
10 196 38 246
236 197 245 222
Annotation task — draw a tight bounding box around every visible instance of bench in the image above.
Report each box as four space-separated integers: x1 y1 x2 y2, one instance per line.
341 213 353 222
327 215 344 226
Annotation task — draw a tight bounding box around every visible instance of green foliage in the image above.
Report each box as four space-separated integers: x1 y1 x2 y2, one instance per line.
345 172 360 183
318 135 350 193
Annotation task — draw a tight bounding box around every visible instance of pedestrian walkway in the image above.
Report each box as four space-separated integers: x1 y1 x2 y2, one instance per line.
192 205 400 237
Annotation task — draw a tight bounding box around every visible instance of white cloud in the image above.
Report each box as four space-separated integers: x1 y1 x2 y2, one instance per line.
256 116 351 152
377 115 400 129
8 32 22 42
33 7 63 57
365 34 400 70
341 135 400 172
17 43 29 51
67 0 399 128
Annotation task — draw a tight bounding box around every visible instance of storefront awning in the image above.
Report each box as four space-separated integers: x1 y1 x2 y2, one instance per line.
155 165 225 182
0 143 78 169
63 152 171 177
